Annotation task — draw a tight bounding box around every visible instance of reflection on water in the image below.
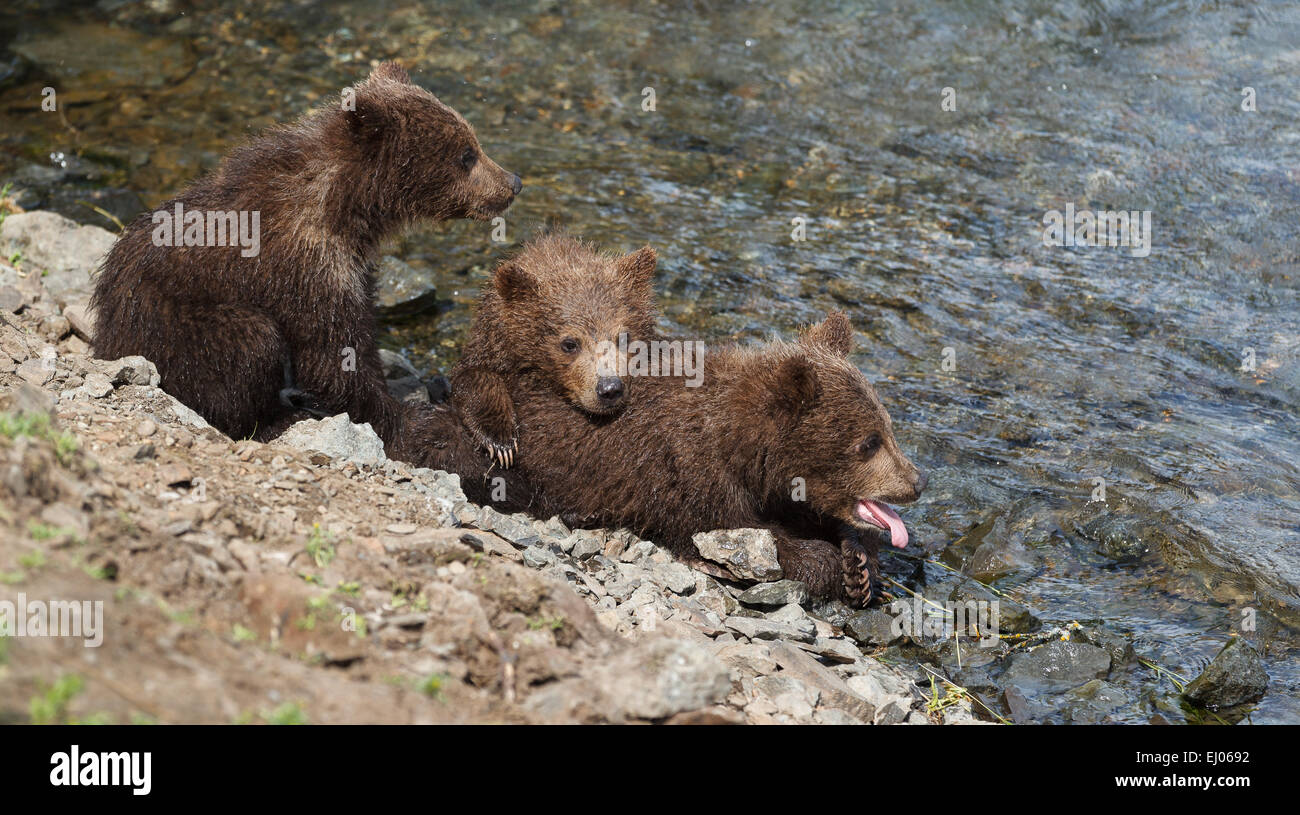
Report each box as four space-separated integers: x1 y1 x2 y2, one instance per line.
2 0 1297 723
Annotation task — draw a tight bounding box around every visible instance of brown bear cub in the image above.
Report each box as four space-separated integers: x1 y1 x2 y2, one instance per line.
427 274 925 604
92 62 520 459
450 234 658 466
504 312 925 605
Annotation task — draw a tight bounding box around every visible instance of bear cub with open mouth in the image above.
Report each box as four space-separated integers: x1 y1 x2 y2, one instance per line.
430 235 926 604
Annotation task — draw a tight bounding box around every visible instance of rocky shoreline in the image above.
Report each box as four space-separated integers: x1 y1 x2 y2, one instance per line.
0 209 977 725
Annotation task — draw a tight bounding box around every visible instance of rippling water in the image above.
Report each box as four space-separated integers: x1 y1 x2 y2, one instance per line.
2 0 1296 723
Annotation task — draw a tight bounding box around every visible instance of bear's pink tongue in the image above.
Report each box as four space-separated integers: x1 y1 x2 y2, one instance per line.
856 500 909 548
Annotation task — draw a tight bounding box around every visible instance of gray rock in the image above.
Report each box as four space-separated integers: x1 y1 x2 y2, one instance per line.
61 301 94 341
375 255 440 317
1072 623 1137 667
165 396 211 430
753 675 818 719
738 579 809 608
1003 640 1111 690
692 528 782 581
522 545 556 569
526 638 730 722
16 357 53 386
0 285 22 313
1075 514 1150 562
0 211 115 306
798 636 863 664
620 540 656 563
410 467 468 506
93 355 160 387
476 507 540 547
79 371 113 398
845 670 915 726
570 532 604 560
2 381 55 416
1182 638 1269 708
276 413 387 466
845 607 902 647
816 707 867 725
724 615 816 644
765 641 877 724
768 602 809 624
652 561 696 595
948 579 1040 634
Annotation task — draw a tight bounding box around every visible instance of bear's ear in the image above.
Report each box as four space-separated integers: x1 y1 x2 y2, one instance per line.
494 261 537 302
769 354 819 424
799 311 853 356
615 246 657 291
369 61 412 85
343 90 391 143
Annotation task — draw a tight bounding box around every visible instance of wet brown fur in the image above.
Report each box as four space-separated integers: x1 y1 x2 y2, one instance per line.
421 239 925 604
450 234 658 463
91 62 520 458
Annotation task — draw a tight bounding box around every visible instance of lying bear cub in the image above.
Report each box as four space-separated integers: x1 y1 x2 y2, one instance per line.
451 234 658 467
498 311 924 604
421 253 926 605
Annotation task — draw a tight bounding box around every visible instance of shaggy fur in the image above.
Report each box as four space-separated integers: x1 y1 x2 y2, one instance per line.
450 234 658 465
420 306 926 605
91 62 521 459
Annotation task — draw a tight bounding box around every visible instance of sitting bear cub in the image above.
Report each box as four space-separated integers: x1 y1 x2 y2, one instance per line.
92 62 521 461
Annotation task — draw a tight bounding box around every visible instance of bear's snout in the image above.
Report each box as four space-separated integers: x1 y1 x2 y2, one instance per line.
911 469 927 499
508 173 522 196
595 375 625 406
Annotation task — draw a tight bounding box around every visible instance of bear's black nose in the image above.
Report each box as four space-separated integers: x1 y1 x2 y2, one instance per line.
509 173 522 196
912 469 928 496
596 376 624 404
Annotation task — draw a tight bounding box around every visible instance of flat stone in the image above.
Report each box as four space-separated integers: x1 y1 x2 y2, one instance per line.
845 607 903 646
724 615 816 643
692 528 782 581
1003 640 1111 691
738 579 809 608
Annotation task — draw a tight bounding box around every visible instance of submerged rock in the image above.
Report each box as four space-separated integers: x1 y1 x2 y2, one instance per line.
376 255 440 317
845 607 901 647
1182 638 1268 708
1003 640 1111 690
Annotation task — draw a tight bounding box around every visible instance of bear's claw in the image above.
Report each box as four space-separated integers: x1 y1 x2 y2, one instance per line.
483 436 518 469
841 536 878 607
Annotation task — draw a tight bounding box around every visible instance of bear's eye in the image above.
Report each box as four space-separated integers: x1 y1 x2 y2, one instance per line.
856 434 882 458
460 147 477 170
559 338 580 354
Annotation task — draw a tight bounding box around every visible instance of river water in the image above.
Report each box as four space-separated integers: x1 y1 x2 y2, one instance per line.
2 0 1296 723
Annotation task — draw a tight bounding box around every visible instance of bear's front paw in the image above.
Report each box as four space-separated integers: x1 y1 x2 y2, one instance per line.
474 430 518 469
841 536 880 608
